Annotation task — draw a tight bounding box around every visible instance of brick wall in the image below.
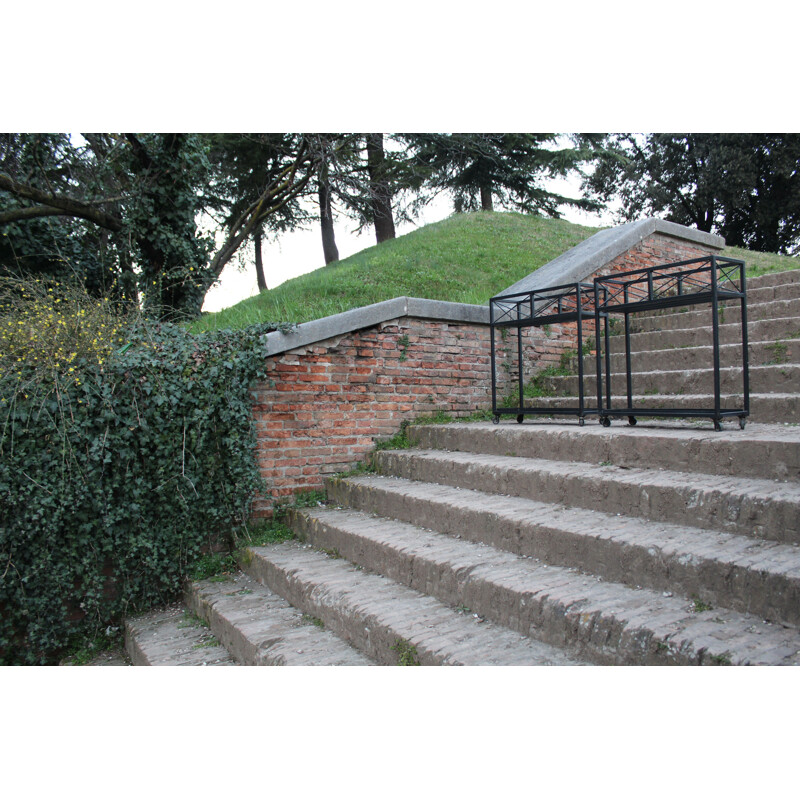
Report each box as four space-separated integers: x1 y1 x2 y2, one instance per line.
251 317 513 513
250 230 720 514
601 233 718 277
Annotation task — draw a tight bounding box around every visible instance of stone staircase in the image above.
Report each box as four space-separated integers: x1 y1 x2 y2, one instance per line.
125 269 800 666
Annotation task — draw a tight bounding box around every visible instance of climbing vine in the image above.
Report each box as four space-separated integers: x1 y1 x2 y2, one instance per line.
0 277 288 664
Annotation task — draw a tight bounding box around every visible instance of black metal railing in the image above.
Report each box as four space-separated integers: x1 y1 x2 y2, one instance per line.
593 255 749 431
489 256 749 431
490 282 602 425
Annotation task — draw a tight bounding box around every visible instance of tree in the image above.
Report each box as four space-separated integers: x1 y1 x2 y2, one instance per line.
403 133 600 216
585 134 800 254
306 133 410 254
365 133 397 243
205 133 314 291
0 134 127 300
1 133 316 318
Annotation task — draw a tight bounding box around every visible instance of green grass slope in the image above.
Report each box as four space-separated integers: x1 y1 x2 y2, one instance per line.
191 211 799 333
191 212 599 332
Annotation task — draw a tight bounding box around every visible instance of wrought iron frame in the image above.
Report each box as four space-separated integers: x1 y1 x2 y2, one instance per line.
593 255 749 431
490 281 602 425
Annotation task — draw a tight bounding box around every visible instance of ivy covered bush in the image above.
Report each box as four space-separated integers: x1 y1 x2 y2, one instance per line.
0 277 285 664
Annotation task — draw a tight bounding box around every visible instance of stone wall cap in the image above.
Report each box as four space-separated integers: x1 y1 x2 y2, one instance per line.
499 217 726 297
262 296 490 357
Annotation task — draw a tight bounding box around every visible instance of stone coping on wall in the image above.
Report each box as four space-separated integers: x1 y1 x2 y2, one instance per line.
499 218 725 298
262 296 491 358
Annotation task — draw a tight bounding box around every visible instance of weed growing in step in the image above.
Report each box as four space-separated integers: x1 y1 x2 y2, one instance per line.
391 638 421 666
301 614 325 629
691 596 713 613
375 419 413 451
192 633 220 650
766 341 789 364
59 628 124 665
190 552 238 581
178 611 209 629
708 651 732 666
237 519 296 547
294 490 327 508
335 461 376 478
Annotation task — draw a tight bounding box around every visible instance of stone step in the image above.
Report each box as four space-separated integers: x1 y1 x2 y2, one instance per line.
317 481 800 626
523 392 799 425
746 270 800 289
601 339 800 373
289 504 800 665
367 449 800 544
541 363 799 398
124 602 237 666
407 420 800 483
625 317 799 352
734 280 800 304
185 571 374 666
631 297 800 333
239 540 584 665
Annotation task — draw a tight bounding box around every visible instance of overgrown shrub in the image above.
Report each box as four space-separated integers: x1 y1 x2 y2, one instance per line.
0 277 287 664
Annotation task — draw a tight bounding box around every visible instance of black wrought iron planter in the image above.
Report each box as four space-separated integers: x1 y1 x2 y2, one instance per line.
490 281 602 425
593 255 749 431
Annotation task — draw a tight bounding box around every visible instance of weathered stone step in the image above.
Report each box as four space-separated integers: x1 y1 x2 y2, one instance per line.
746 270 800 289
631 297 800 333
732 280 800 303
186 571 374 666
289 504 800 665
124 602 237 666
369 449 800 544
408 421 800 483
317 480 800 627
602 339 800 373
543 363 799 398
240 540 584 665
526 392 799 425
626 317 799 352
629 279 800 329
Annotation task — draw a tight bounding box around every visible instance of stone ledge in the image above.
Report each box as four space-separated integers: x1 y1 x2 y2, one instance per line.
262 296 490 358
499 218 726 297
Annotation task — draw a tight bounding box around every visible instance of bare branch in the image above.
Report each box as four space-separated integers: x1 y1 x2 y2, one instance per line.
0 205 71 225
0 173 124 232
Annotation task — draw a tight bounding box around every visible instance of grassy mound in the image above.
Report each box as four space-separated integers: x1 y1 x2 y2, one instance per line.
191 211 800 332
191 212 599 331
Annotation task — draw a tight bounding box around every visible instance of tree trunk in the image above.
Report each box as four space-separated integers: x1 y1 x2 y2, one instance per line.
318 163 339 264
480 183 494 211
254 230 267 292
365 133 396 244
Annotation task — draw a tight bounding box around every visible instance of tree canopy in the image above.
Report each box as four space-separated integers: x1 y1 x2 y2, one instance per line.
586 134 800 254
1 133 315 318
403 133 600 216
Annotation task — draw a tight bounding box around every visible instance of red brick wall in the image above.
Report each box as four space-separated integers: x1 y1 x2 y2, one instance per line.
602 233 716 276
251 318 505 513
250 232 720 514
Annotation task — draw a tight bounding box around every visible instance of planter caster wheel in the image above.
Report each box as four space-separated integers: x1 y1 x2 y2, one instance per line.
578 417 585 427
600 417 611 428
628 416 637 426
738 416 747 430
492 415 500 425
714 419 723 432
516 414 524 424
